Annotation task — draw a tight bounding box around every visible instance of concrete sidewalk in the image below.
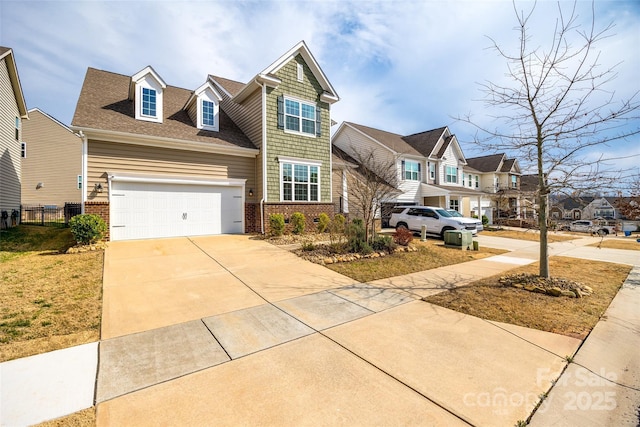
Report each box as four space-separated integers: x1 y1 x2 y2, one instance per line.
529 267 640 426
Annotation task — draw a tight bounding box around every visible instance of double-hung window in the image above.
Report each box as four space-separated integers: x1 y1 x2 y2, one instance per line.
475 175 479 188
445 166 458 183
511 175 517 189
429 162 435 180
281 161 319 202
403 160 420 181
284 98 316 136
142 87 157 117
467 174 472 187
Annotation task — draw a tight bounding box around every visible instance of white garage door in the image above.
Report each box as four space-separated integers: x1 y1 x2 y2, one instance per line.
110 181 243 241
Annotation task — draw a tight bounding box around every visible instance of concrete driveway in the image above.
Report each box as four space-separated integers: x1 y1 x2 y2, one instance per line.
102 235 357 339
96 235 583 426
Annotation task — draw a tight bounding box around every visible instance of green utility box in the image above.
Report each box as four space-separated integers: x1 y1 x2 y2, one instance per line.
443 230 473 249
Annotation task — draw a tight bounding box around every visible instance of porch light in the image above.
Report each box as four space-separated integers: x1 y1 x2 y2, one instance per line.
94 183 103 193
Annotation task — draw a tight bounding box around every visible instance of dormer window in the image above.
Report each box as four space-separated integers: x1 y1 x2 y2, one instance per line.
142 88 157 117
184 80 222 131
129 66 166 124
202 100 215 126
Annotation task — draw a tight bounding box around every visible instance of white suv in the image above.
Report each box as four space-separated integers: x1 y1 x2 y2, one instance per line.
389 206 479 238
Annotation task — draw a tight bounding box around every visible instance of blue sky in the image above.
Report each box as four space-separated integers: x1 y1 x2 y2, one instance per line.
1 0 639 178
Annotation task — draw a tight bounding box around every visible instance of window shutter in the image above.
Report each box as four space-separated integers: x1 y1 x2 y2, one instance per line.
401 160 405 179
277 95 284 129
316 106 321 136
417 162 421 179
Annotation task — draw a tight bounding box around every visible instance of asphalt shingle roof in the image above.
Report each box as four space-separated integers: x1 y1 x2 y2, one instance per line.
72 68 256 150
466 153 505 172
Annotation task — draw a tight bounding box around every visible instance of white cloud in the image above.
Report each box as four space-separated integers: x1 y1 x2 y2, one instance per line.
1 0 637 164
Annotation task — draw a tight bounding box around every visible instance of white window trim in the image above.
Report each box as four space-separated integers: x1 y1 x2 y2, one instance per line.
134 76 164 123
15 117 20 140
283 95 316 138
403 160 421 181
445 166 458 184
198 97 219 131
278 158 322 202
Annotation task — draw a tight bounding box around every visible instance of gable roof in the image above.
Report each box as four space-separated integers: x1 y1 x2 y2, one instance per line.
520 174 540 192
343 122 423 156
466 153 505 172
402 127 447 158
0 46 28 118
212 41 339 105
72 68 256 152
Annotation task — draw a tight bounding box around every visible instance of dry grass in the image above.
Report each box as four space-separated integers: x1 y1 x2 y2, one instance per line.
588 238 640 251
0 226 103 362
484 228 576 243
424 257 631 339
326 239 506 282
35 407 95 427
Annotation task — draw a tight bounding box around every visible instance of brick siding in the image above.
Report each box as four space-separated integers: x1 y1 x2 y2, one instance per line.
84 201 110 241
263 202 334 234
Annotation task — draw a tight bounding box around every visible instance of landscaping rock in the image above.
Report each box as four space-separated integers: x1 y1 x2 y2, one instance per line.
500 272 593 299
547 287 563 297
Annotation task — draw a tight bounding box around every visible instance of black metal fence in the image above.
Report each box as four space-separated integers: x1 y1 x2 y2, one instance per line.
19 203 82 227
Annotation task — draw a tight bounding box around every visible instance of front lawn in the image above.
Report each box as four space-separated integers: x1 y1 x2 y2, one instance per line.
423 257 631 339
483 228 577 243
0 226 103 362
324 239 506 282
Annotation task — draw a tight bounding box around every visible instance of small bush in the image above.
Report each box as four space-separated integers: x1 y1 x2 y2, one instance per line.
69 214 107 244
301 241 315 251
393 227 414 246
291 212 306 234
482 215 489 225
371 235 396 253
269 213 285 237
317 213 330 233
346 218 369 253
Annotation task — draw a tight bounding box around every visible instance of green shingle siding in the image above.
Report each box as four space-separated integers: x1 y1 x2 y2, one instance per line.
265 54 331 202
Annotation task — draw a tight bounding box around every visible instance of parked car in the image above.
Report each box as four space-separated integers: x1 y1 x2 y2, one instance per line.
569 220 616 235
389 206 479 238
446 209 483 232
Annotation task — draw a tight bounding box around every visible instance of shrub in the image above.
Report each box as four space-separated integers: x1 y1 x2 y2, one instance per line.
69 214 107 244
371 235 396 253
346 219 368 253
301 240 315 251
269 213 285 237
317 213 330 233
393 227 414 246
482 215 489 225
291 212 306 234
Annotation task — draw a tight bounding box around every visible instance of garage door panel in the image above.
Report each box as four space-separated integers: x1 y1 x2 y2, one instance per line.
110 181 243 241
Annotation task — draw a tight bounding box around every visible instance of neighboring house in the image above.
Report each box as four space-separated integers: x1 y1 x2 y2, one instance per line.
550 196 621 221
519 174 542 220
332 122 487 226
0 46 29 227
465 153 523 222
71 41 339 241
21 108 82 206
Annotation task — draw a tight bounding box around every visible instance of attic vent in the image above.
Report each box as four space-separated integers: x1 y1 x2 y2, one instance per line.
297 63 303 82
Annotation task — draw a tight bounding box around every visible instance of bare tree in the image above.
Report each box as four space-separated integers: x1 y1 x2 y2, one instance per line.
462 1 640 277
616 175 640 220
335 147 400 242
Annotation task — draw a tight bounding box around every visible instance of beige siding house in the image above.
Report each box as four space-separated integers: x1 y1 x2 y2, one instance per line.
0 46 28 227
332 122 486 226
71 41 339 240
21 109 82 206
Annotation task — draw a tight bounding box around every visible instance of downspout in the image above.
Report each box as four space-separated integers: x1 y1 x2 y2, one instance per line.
260 83 268 234
79 131 87 214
